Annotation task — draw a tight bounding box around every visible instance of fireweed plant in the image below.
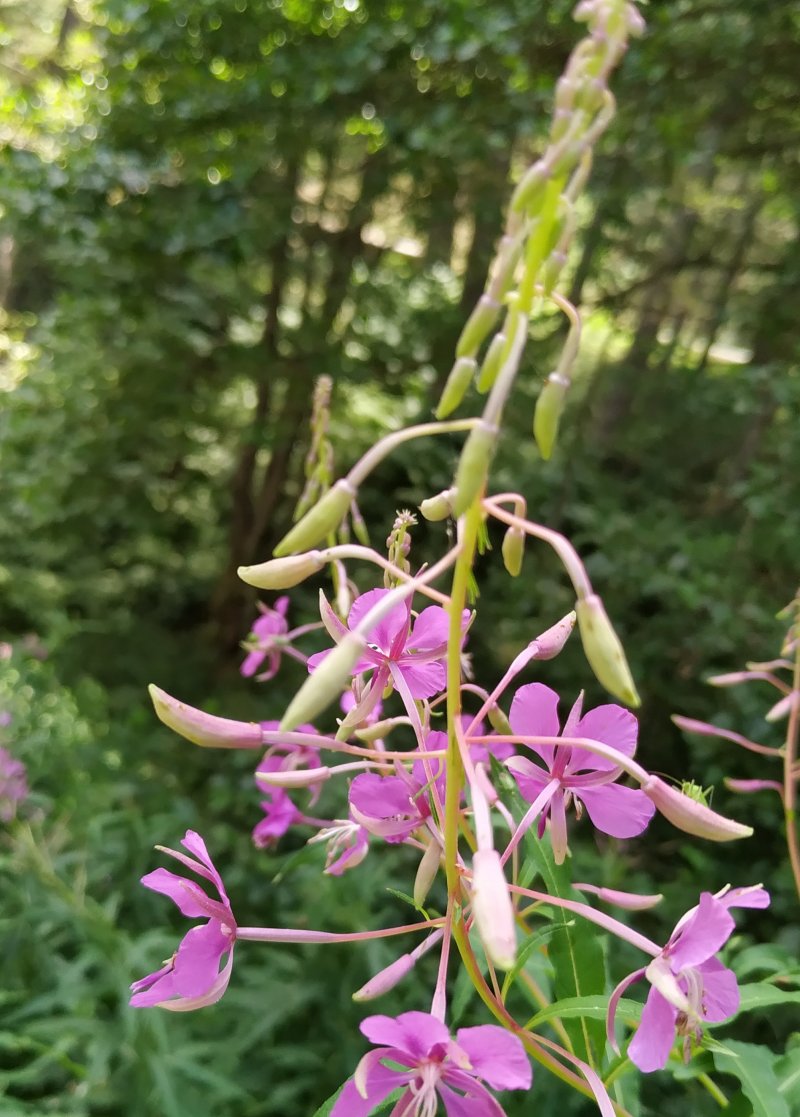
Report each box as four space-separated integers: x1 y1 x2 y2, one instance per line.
132 3 793 1114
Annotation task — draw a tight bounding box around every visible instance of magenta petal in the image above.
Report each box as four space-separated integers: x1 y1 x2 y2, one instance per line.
509 683 561 769
140 868 211 919
361 1010 449 1059
697 958 740 1022
455 1026 532 1090
330 1065 408 1117
407 606 450 651
627 986 677 1072
171 923 229 998
349 774 414 820
396 658 447 699
241 650 266 677
570 704 638 772
720 885 770 911
307 648 333 674
179 830 227 898
576 783 656 839
348 589 408 653
669 893 735 971
505 755 550 804
438 1075 508 1117
129 964 178 1007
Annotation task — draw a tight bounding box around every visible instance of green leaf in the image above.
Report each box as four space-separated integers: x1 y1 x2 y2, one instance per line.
501 922 561 1001
713 1040 792 1117
498 770 607 1066
734 982 800 1018
526 995 642 1029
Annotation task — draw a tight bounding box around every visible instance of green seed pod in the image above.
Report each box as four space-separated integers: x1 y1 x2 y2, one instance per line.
273 479 355 557
501 525 525 577
238 552 325 590
413 840 441 908
533 373 569 460
455 295 501 360
280 633 366 730
451 422 498 516
476 332 507 394
576 594 640 707
435 356 477 419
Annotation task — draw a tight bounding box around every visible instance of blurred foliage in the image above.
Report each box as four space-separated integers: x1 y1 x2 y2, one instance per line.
0 0 798 1113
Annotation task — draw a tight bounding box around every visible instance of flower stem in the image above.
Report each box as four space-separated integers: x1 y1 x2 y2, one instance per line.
783 605 800 899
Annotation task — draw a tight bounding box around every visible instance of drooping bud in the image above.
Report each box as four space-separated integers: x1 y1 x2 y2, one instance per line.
576 594 640 707
280 633 366 731
256 766 331 789
451 421 498 516
419 489 455 522
238 551 325 590
501 525 525 577
533 610 577 660
435 357 477 419
641 775 753 841
353 954 415 1002
455 295 501 360
572 882 663 911
476 332 507 393
533 373 569 460
470 849 517 970
487 704 513 736
413 840 441 908
148 684 262 749
273 479 355 557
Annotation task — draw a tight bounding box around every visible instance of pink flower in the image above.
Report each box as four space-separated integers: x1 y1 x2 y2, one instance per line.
0 745 27 822
611 884 770 1071
309 819 369 875
252 721 320 848
505 683 655 863
331 1011 531 1117
240 597 290 680
349 735 448 843
130 831 236 1012
308 588 464 717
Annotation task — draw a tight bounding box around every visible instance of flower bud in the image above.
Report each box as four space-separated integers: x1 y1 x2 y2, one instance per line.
273 479 355 557
451 422 498 516
353 954 415 1002
280 633 366 731
533 610 576 660
641 775 753 841
414 840 441 908
148 685 262 749
455 295 501 359
435 357 477 419
471 849 517 970
501 525 525 577
572 882 662 911
510 160 550 214
476 332 507 393
419 489 456 522
487 704 513 736
256 766 331 789
576 594 640 707
533 373 569 460
238 551 325 590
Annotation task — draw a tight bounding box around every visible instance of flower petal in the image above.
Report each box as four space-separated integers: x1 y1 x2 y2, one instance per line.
348 589 409 654
172 922 230 998
408 606 452 652
697 958 740 1022
140 868 212 919
129 962 178 1007
361 1011 450 1060
668 893 735 971
509 683 561 769
569 704 638 773
575 783 655 839
627 986 677 1073
395 658 447 699
438 1075 509 1117
455 1026 532 1090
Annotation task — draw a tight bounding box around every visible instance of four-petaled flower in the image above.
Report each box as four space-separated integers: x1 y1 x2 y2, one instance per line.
331 1011 532 1117
130 830 236 1011
240 597 290 680
610 884 770 1071
505 683 655 863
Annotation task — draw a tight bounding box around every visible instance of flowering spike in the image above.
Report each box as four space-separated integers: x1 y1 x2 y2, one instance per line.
273 479 355 557
280 634 367 731
435 356 477 419
238 552 325 589
148 685 262 749
641 776 753 841
576 594 640 706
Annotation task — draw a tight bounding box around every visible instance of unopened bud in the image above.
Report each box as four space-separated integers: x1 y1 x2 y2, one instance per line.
452 422 498 516
456 295 501 359
148 684 262 749
471 849 517 970
533 373 569 460
641 775 753 841
353 954 415 1002
280 633 366 731
256 766 331 789
419 489 456 522
573 882 662 911
476 332 507 393
414 840 441 907
238 551 325 590
576 594 640 707
501 526 525 577
435 357 477 419
533 610 577 660
487 704 513 736
274 479 355 557
510 160 550 214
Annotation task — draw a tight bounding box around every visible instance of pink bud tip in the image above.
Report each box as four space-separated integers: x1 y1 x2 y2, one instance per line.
471 849 517 970
148 685 262 749
641 775 753 841
352 954 415 1002
255 766 331 789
